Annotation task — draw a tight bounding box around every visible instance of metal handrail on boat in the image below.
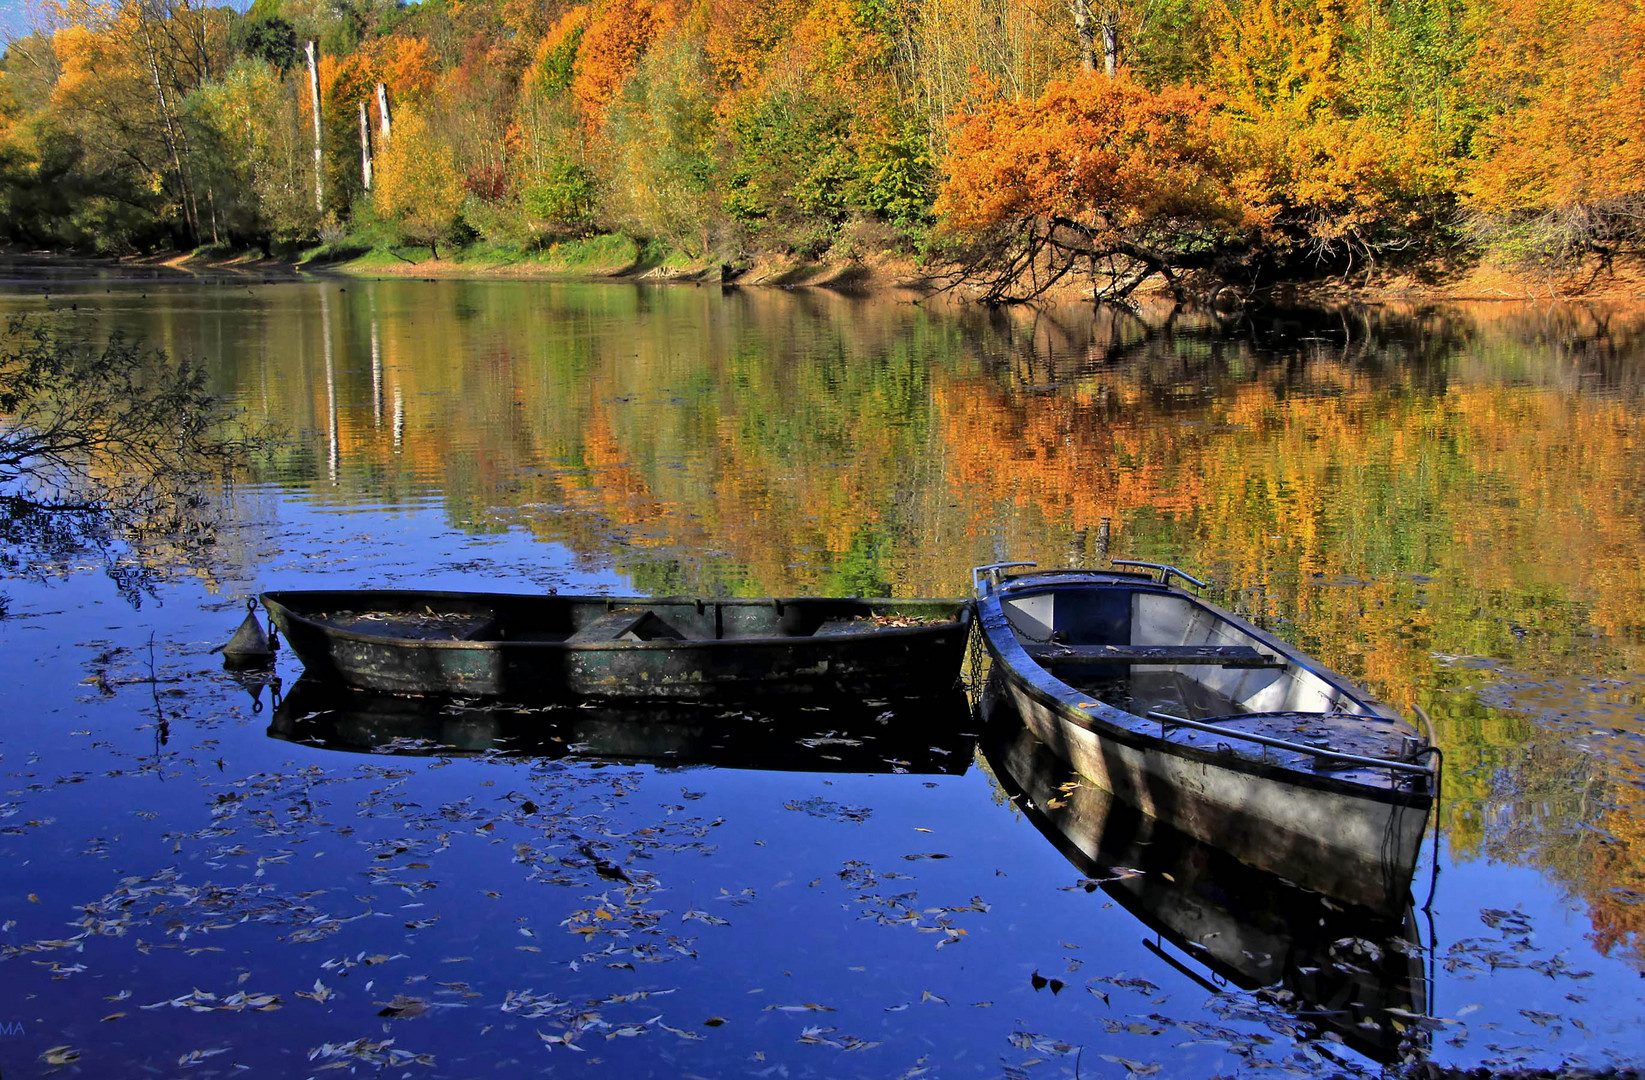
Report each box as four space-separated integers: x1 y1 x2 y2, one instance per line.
1145 710 1432 776
972 561 1038 591
1111 560 1210 590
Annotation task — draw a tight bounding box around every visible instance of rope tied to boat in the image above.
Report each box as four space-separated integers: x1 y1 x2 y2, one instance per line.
1409 709 1445 914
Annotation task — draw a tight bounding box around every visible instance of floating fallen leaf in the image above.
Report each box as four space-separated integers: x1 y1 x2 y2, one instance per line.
682 908 730 927
659 1021 704 1040
377 994 429 1019
766 1002 836 1012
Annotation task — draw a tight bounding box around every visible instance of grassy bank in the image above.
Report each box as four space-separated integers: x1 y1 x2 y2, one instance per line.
289 231 931 292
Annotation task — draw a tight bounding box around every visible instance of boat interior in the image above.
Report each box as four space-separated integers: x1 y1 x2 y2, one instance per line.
282 592 961 645
998 581 1426 776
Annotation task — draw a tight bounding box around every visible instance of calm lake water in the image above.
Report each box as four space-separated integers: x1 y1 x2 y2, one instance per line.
1 264 1643 1076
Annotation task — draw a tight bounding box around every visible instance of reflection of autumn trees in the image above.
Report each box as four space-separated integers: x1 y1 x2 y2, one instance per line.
1589 774 1645 963
226 282 984 595
1467 727 1645 967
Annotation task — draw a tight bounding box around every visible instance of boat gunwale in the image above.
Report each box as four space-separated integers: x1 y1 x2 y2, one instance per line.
262 589 974 653
976 570 1434 807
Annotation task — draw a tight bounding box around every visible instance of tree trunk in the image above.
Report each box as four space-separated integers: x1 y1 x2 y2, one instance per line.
138 10 198 244
306 40 324 215
359 100 373 191
1101 11 1120 78
1071 0 1097 73
376 83 392 141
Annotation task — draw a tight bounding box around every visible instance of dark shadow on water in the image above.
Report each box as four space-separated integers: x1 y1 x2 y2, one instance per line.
269 678 980 775
981 709 1434 1068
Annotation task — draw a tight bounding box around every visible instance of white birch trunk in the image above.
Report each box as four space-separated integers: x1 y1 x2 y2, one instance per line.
359 100 373 191
306 40 324 214
1071 0 1097 72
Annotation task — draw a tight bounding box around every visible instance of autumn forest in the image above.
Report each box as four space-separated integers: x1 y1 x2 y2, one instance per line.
1 0 1641 294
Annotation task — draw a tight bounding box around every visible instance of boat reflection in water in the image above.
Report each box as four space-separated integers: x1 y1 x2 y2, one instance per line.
983 712 1434 1066
268 678 979 776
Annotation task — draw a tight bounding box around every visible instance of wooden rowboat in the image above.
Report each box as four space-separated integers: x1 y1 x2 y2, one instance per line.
973 560 1436 915
261 589 972 702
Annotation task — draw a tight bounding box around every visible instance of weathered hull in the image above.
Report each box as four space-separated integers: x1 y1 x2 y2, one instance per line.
975 569 1434 915
985 675 1429 914
264 590 972 702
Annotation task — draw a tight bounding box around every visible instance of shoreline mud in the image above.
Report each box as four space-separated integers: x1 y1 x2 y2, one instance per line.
3 246 1642 305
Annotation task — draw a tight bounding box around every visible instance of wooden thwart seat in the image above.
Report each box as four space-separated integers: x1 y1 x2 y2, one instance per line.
566 609 684 643
1023 643 1284 668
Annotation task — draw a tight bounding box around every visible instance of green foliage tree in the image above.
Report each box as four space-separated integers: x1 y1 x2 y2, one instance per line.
187 60 320 251
240 15 300 72
523 157 599 233
723 87 854 246
600 32 721 251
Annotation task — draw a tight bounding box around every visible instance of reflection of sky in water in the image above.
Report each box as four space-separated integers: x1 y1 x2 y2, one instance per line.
0 272 1641 1073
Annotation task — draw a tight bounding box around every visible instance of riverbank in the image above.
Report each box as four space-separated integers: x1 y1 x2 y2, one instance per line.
8 240 1645 304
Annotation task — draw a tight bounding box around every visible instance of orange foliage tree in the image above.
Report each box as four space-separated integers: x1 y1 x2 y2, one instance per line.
933 71 1246 301
572 0 679 124
368 35 440 109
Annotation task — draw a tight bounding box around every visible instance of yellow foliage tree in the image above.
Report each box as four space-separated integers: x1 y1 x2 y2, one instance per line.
372 107 463 258
1204 0 1454 263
